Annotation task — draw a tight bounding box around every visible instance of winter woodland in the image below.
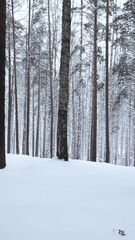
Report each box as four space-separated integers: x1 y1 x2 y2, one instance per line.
0 0 135 167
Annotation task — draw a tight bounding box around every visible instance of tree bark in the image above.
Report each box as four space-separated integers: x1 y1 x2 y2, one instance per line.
35 46 41 157
48 0 54 158
90 0 97 162
57 0 71 161
11 0 19 154
105 0 110 163
0 0 6 168
7 12 12 154
26 0 31 155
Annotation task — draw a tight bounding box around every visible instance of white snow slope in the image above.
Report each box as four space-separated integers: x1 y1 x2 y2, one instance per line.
0 154 135 240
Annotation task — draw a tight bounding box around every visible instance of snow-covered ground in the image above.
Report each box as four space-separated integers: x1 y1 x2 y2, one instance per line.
0 154 135 240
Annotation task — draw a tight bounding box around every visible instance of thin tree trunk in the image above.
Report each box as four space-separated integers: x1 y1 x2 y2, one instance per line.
26 0 31 155
48 0 54 158
114 111 119 165
11 73 15 153
43 78 48 158
11 0 19 154
125 128 128 166
32 85 35 157
43 117 46 158
80 0 84 159
0 0 6 168
22 28 28 155
22 94 27 154
52 0 59 155
128 85 132 165
35 46 41 157
105 0 110 163
7 16 12 154
133 77 135 166
76 96 81 159
90 0 97 162
76 0 84 159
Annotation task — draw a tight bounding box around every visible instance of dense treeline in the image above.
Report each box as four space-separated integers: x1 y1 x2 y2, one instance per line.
4 0 135 166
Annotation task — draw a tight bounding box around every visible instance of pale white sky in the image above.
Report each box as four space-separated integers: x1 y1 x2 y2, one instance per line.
15 0 127 22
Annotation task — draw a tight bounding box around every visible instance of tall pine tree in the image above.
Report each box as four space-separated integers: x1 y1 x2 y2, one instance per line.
57 0 71 161
0 0 6 168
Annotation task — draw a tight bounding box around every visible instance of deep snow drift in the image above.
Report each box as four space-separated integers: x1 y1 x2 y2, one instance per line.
0 154 135 240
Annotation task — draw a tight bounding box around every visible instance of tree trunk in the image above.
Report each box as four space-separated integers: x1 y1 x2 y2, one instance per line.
22 93 27 154
7 14 12 154
22 28 28 155
76 0 84 160
48 0 54 158
0 0 6 168
105 0 110 163
11 0 19 154
26 0 31 155
35 46 41 157
32 85 35 157
57 0 71 161
90 0 97 162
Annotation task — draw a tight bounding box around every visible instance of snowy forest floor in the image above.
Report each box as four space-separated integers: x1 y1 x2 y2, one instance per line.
0 154 135 240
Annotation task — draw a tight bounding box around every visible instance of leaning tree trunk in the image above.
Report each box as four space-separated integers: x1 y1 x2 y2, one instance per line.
56 0 71 161
0 0 6 168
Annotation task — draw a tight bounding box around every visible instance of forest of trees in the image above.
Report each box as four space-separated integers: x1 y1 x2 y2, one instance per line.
1 0 135 167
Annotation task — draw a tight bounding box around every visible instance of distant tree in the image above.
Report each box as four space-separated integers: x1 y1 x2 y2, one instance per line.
90 0 97 162
35 44 41 157
28 0 48 157
48 0 54 158
76 0 84 160
26 0 31 155
5 1 26 155
105 0 110 163
111 0 135 165
0 0 6 168
57 0 71 161
11 0 19 154
7 2 12 154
